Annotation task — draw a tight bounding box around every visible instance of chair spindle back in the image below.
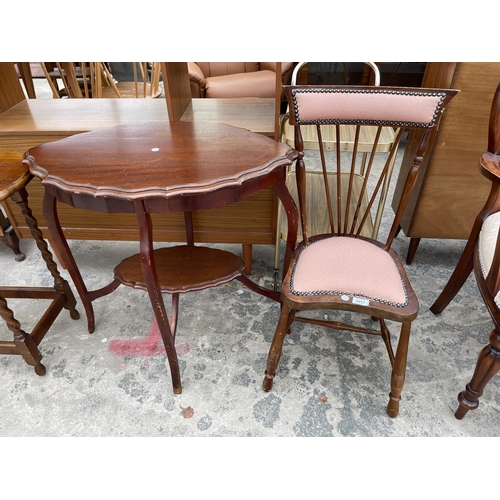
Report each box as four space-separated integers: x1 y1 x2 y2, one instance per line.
284 85 458 249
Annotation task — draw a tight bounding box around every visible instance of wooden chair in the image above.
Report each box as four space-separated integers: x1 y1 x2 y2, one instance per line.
40 63 95 98
103 62 162 98
0 150 80 374
263 84 457 417
40 62 162 99
430 82 500 419
274 63 397 285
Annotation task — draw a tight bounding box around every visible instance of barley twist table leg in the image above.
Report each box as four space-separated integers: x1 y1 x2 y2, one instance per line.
12 188 79 320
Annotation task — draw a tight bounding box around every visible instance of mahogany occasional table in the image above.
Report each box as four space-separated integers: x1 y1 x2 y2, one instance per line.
24 121 298 393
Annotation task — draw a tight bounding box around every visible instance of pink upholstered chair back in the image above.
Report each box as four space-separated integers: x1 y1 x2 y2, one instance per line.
286 86 453 128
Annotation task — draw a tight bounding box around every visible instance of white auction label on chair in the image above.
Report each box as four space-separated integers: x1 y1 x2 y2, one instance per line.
352 297 369 306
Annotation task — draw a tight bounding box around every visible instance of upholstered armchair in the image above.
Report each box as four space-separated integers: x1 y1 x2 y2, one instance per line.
187 62 294 98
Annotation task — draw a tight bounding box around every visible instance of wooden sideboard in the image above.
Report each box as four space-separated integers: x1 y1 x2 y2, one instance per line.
392 62 500 263
0 63 284 272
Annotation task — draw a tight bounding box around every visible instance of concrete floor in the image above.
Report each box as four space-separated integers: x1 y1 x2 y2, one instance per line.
2 234 500 438
2 73 500 440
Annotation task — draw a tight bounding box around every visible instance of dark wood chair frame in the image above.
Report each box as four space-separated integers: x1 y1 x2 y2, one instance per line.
263 85 458 417
431 82 500 419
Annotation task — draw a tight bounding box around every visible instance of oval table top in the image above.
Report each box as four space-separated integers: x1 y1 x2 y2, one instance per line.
24 121 297 202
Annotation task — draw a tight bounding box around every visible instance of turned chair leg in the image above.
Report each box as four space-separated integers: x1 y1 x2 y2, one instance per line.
455 328 500 419
0 224 25 261
387 321 411 418
1 203 23 260
262 304 294 392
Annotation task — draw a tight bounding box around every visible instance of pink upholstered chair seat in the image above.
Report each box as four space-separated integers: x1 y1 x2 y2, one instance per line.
290 236 408 307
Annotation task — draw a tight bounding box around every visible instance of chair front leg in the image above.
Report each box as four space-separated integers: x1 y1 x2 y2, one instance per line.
387 321 411 418
455 328 500 419
262 304 294 392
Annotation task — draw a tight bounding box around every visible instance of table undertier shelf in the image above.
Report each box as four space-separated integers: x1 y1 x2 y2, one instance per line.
114 245 245 293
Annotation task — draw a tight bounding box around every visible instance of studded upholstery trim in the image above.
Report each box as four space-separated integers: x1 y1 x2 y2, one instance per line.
289 237 409 308
291 88 447 128
478 211 500 309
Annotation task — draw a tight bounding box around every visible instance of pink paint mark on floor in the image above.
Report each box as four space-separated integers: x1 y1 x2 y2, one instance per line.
108 317 190 357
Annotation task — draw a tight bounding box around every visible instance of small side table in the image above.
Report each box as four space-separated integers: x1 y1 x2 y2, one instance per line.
0 151 79 375
25 121 298 392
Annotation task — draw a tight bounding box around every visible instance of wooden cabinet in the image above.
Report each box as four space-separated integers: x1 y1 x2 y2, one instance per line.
392 62 500 262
